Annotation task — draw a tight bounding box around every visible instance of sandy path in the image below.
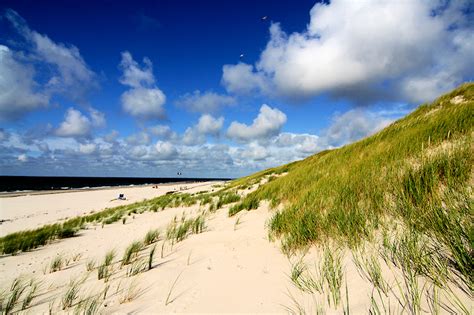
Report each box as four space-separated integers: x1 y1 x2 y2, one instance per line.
0 181 220 236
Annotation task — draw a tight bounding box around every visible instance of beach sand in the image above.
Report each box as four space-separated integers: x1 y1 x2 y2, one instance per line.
0 182 471 313
0 182 215 237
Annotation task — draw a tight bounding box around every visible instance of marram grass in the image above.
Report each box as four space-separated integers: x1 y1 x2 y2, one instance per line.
230 83 474 288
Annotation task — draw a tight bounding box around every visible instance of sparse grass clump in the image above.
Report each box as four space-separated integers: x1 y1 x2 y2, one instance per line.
148 245 156 270
61 279 81 310
75 294 101 315
215 192 241 209
21 278 38 310
143 229 160 245
352 250 389 295
86 259 95 272
166 214 207 244
127 259 148 277
50 254 64 273
3 277 30 314
122 241 144 266
165 272 183 305
119 280 141 304
290 259 323 294
322 249 343 307
228 194 260 216
98 249 115 281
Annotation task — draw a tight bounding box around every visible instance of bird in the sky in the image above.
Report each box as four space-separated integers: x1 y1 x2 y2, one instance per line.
261 16 268 21
239 53 244 59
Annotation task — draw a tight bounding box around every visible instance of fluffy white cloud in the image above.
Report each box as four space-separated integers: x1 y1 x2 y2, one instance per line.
121 87 166 119
274 133 321 153
155 141 177 159
241 142 268 161
4 9 97 100
31 32 96 97
227 104 286 141
324 109 393 146
0 105 403 177
119 51 155 88
182 114 224 146
17 154 28 162
182 127 204 146
222 0 474 104
148 125 177 140
56 108 91 137
1 10 102 123
0 45 49 120
79 143 97 155
126 132 151 145
104 130 119 143
177 90 236 113
196 114 224 136
89 108 106 128
119 52 166 119
222 63 268 95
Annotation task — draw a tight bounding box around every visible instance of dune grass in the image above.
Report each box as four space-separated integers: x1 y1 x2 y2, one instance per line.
322 249 343 307
61 278 82 310
74 294 101 315
143 229 160 245
166 214 207 244
119 280 141 304
148 244 157 270
122 241 144 266
86 259 96 272
2 277 34 314
49 254 64 273
228 83 473 291
165 271 183 306
98 249 115 281
0 185 223 255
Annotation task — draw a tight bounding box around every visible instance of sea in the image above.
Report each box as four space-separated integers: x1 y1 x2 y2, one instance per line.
0 176 231 193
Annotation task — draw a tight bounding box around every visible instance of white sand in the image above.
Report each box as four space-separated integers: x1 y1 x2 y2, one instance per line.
0 182 216 236
0 182 471 313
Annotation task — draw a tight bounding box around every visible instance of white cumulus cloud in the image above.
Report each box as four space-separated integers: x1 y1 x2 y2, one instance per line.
121 87 166 119
0 45 49 120
196 114 224 136
56 108 92 137
119 51 155 88
79 143 97 155
4 9 97 101
324 109 393 146
177 90 236 113
227 104 287 142
119 51 166 119
155 141 177 160
182 114 224 146
222 0 474 104
222 63 268 95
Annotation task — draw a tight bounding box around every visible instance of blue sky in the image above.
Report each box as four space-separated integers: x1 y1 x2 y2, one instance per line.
0 0 473 178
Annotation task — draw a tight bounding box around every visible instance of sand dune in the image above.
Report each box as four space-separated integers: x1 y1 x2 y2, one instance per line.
0 182 471 313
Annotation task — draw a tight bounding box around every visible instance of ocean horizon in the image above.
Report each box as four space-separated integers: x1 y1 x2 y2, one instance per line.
0 176 232 192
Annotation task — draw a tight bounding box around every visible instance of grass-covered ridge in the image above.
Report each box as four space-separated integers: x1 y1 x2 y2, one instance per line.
230 83 473 287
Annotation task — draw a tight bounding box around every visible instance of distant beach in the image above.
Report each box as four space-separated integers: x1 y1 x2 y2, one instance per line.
0 176 231 193
0 181 222 236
